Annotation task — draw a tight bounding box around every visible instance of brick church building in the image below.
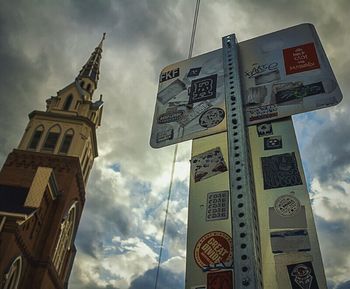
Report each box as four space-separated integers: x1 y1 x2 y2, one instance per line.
0 34 105 289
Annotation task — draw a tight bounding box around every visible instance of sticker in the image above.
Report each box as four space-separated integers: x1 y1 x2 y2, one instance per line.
192 286 206 289
271 229 310 254
194 231 232 268
157 79 186 104
261 153 303 189
264 136 282 150
274 194 301 217
269 205 306 229
188 67 202 77
157 107 184 124
191 147 227 183
199 108 225 128
257 122 273 137
177 101 212 127
283 42 321 75
188 74 217 104
207 270 233 289
245 62 279 79
160 67 180 82
274 82 325 104
156 125 174 143
246 86 267 105
255 69 281 85
287 262 319 289
247 104 278 122
206 191 229 221
202 260 233 272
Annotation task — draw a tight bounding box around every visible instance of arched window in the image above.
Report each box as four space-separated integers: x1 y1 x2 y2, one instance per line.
42 125 61 152
59 129 74 154
52 202 77 275
63 94 73 111
28 125 44 150
3 256 22 289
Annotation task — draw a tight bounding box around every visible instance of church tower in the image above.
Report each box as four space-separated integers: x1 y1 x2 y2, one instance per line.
0 34 105 289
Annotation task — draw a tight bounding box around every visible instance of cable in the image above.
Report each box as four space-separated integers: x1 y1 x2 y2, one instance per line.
154 1 201 289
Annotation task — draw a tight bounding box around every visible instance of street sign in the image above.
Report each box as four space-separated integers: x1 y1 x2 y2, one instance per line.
240 23 342 125
150 23 342 148
150 49 226 148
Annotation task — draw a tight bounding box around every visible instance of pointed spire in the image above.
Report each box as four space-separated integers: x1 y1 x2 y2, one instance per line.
77 33 106 89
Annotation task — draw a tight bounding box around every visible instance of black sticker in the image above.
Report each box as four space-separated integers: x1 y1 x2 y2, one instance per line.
261 153 302 189
188 74 217 104
257 122 273 137
264 136 282 150
187 67 202 77
275 82 325 104
287 262 319 289
160 68 180 83
199 108 225 128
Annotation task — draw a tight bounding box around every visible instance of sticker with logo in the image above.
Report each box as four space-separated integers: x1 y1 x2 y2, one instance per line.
199 108 225 128
283 43 320 75
160 67 180 82
264 136 282 150
207 270 233 289
247 104 278 122
257 122 273 137
187 67 202 77
188 74 217 104
261 153 303 189
206 191 229 221
287 262 319 289
191 147 227 183
194 231 232 269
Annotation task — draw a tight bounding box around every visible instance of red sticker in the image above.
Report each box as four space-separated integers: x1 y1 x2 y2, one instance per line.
283 43 320 75
194 231 232 268
207 270 233 289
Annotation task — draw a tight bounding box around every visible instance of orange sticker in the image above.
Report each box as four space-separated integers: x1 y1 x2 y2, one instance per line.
283 43 320 75
194 231 232 268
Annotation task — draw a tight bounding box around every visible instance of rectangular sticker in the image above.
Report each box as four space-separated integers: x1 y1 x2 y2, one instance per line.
269 206 307 229
257 122 273 137
274 82 325 104
207 270 233 289
206 191 229 221
247 104 278 122
188 74 218 104
264 136 282 150
160 67 180 82
255 69 280 85
246 86 267 105
191 147 227 183
177 101 212 127
261 153 303 189
271 229 310 253
283 42 321 75
287 262 319 289
157 79 186 104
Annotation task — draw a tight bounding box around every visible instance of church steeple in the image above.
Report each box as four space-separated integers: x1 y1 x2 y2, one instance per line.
76 33 106 97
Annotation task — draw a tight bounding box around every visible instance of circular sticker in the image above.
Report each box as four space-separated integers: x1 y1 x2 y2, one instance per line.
194 231 232 268
274 194 301 217
199 108 225 128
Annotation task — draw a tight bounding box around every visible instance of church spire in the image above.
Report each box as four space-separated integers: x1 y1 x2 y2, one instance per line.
76 33 106 94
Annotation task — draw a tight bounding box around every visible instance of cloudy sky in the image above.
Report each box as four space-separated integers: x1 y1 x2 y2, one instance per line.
1 0 350 288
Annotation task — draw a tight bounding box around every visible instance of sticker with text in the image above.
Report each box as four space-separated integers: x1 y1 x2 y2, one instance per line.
206 191 229 221
207 270 233 289
287 262 319 289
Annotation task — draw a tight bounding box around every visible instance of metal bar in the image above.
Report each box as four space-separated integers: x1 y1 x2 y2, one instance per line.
222 34 263 289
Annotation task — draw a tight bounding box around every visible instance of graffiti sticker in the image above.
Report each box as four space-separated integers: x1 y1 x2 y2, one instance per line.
199 108 225 128
287 262 319 289
188 74 218 104
194 231 232 268
188 67 202 77
191 147 227 183
257 122 273 137
261 153 303 189
206 191 229 221
264 136 282 150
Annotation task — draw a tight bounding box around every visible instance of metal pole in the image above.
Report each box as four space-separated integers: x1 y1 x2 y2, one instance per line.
222 34 263 289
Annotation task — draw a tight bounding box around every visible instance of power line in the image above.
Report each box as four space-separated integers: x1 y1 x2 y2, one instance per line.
154 1 201 289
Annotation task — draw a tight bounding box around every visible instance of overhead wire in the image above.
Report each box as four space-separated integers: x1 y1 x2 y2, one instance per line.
154 1 201 289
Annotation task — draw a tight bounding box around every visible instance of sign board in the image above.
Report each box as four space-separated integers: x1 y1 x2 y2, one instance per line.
150 49 226 148
150 23 342 148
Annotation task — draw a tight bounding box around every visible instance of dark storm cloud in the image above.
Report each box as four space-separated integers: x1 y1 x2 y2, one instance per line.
129 267 183 289
336 280 350 289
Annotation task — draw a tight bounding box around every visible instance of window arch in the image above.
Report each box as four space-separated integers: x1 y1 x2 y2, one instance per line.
42 125 61 152
28 125 44 150
3 256 22 289
52 202 77 275
59 129 74 154
63 94 73 111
